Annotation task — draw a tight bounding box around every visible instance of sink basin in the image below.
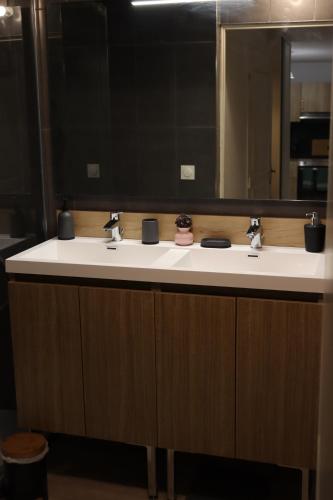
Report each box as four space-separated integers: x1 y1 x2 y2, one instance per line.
6 237 327 293
20 238 171 267
171 246 323 277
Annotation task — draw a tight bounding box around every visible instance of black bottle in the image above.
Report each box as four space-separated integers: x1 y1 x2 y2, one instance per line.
58 199 75 240
304 212 325 253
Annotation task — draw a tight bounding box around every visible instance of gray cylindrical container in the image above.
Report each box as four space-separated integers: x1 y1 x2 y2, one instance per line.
58 200 75 240
142 218 159 244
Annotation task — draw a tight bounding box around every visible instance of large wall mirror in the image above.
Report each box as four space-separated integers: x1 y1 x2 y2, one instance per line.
46 0 333 205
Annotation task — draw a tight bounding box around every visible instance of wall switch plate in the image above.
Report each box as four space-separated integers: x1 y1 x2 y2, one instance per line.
181 164 195 180
87 163 100 178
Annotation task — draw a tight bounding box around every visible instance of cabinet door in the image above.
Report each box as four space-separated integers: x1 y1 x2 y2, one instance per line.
156 292 235 457
237 298 322 468
290 82 301 121
301 83 331 113
80 287 156 446
9 282 85 435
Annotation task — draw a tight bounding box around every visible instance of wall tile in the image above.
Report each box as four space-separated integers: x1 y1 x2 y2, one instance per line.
136 46 175 129
177 128 217 198
219 0 270 24
315 0 333 21
137 128 177 198
270 0 315 22
109 46 137 128
176 43 216 128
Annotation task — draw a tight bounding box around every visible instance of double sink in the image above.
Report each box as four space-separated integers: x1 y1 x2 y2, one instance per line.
6 237 327 293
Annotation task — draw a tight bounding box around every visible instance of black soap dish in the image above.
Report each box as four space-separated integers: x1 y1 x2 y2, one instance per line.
200 238 231 249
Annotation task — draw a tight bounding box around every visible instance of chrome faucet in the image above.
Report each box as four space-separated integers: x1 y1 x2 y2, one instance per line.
104 212 124 242
246 217 263 249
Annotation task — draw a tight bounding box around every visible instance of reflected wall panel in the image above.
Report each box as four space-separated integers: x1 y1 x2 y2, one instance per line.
48 0 217 199
0 5 43 437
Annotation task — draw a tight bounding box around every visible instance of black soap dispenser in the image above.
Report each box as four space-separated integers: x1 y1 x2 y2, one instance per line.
58 199 75 240
304 212 325 253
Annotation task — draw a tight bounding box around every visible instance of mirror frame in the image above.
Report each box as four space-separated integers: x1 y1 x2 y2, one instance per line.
56 20 332 218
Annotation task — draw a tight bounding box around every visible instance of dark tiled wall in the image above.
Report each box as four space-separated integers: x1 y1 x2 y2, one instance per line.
219 0 333 24
0 7 44 240
0 9 41 204
0 8 43 414
49 0 217 199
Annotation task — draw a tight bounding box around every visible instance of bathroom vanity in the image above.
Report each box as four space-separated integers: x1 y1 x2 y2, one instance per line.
5 237 325 496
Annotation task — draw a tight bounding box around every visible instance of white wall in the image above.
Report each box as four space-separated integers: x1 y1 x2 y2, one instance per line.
291 62 332 83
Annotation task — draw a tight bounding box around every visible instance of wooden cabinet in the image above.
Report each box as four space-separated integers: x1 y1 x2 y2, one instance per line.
236 298 322 468
80 287 156 446
156 292 235 457
9 282 85 435
291 82 331 120
9 280 322 468
301 83 331 113
290 82 302 121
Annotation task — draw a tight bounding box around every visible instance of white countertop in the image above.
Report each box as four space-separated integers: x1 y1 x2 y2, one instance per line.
5 237 327 294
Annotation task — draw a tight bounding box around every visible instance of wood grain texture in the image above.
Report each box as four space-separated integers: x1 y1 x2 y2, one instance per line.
8 282 85 435
236 298 322 468
80 287 156 446
1 433 47 459
301 82 331 113
71 210 321 248
156 292 235 457
290 82 302 122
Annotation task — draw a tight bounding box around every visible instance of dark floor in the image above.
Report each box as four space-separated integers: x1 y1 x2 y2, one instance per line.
45 434 306 500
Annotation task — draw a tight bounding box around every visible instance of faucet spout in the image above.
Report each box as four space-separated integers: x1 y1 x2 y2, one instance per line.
104 212 124 242
246 217 263 249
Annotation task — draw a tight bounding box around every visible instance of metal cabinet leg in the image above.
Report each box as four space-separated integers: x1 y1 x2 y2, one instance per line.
301 468 310 500
147 446 157 499
167 449 175 500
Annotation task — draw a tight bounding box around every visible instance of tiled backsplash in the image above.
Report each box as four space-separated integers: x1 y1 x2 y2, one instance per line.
70 210 320 248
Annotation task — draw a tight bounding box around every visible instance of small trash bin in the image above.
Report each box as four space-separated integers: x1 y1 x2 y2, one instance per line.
0 432 48 500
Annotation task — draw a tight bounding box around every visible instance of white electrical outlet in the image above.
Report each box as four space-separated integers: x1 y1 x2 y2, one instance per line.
87 163 100 178
181 164 195 180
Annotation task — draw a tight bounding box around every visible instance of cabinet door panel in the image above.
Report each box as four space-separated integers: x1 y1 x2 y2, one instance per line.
9 282 85 435
80 287 156 446
156 292 235 457
301 82 331 113
237 298 322 468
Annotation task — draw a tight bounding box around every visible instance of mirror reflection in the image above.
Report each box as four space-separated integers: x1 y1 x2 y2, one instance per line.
221 25 332 201
47 0 333 202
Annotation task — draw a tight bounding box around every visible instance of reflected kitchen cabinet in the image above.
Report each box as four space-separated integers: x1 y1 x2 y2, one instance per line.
301 83 331 113
290 83 302 122
291 82 331 119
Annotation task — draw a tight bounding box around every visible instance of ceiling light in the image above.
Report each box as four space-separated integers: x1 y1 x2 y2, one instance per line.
132 0 216 6
290 72 295 79
0 6 14 17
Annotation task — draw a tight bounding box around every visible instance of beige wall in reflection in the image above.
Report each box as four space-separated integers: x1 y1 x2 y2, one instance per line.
219 0 333 24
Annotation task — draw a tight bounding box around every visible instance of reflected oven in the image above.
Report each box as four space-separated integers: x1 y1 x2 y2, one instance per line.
297 159 328 200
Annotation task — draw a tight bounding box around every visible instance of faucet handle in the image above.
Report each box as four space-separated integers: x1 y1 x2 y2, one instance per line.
103 212 122 231
250 216 261 226
110 211 123 220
